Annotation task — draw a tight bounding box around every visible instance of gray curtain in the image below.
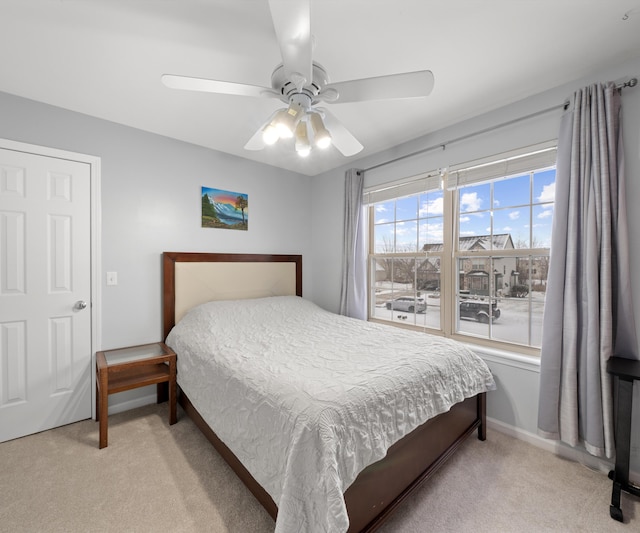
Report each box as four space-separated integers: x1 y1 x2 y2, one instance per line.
537 82 638 458
339 169 367 320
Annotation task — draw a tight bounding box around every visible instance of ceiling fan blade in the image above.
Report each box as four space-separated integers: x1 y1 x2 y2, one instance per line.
244 126 267 151
162 74 277 99
268 0 312 87
319 108 363 157
322 70 435 104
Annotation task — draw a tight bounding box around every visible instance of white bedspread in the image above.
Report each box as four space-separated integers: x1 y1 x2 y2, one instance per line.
166 296 495 533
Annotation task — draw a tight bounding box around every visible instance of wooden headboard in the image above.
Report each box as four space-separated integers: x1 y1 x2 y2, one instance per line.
162 252 303 339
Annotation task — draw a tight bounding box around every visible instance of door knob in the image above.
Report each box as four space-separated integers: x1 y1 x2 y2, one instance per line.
75 300 88 310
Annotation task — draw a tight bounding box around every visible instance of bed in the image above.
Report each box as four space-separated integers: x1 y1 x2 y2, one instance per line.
162 252 495 533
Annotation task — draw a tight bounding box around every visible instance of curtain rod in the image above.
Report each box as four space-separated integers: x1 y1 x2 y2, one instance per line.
363 77 638 173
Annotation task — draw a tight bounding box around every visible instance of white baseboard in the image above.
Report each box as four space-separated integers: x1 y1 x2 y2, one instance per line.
487 417 614 473
487 416 640 484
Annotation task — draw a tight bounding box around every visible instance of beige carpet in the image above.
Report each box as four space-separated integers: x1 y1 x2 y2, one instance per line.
0 403 638 533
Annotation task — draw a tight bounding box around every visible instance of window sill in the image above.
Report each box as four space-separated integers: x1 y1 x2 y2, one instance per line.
369 317 542 372
465 343 541 373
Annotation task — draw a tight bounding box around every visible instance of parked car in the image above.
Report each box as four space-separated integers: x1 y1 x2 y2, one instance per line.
385 296 427 313
459 300 500 323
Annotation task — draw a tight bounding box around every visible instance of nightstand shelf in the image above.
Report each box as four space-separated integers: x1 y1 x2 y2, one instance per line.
106 365 171 394
96 342 177 449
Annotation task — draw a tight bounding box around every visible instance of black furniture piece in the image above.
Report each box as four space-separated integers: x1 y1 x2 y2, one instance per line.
607 356 640 522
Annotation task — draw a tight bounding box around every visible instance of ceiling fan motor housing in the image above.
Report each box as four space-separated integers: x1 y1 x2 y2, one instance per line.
271 62 330 105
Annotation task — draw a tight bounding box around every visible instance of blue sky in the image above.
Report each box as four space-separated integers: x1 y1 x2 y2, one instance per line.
374 168 556 252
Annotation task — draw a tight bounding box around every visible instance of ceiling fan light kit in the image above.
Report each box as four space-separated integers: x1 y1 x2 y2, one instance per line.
274 101 302 139
309 112 331 149
261 122 280 146
294 121 312 157
161 0 434 159
261 92 333 157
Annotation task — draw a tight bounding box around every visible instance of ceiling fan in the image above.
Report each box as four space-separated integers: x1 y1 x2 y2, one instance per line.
161 0 434 158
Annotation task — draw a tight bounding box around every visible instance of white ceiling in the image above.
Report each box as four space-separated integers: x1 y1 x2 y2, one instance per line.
1 1 639 176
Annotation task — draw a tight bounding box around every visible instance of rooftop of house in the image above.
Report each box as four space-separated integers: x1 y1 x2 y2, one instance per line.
423 233 514 252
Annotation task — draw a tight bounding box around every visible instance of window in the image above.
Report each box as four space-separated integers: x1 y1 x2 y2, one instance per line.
367 142 556 353
368 174 444 330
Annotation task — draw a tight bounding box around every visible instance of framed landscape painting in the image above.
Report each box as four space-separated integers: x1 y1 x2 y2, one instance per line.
201 187 248 231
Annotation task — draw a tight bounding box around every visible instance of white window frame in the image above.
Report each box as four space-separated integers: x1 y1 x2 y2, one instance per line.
366 141 557 356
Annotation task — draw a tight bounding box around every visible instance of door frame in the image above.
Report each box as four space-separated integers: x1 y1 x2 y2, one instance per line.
0 137 101 419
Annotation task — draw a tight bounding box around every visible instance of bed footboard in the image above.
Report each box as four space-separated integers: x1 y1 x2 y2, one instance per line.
345 393 485 532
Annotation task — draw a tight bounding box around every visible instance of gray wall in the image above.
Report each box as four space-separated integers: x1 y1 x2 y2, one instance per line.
310 55 640 475
0 91 313 410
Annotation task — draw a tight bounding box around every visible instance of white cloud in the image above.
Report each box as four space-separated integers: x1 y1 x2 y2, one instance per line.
508 210 520 220
420 221 443 232
375 204 390 223
537 182 555 203
538 209 553 219
460 192 483 212
419 196 444 216
420 221 443 242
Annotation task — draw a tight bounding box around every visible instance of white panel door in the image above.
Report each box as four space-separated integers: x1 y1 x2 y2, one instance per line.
0 147 92 442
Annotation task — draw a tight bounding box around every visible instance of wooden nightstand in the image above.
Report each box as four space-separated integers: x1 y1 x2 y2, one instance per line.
96 342 177 449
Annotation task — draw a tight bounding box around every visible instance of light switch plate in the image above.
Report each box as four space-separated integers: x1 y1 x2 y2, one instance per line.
106 271 118 286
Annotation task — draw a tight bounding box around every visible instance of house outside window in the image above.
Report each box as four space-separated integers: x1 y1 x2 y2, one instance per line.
366 141 557 354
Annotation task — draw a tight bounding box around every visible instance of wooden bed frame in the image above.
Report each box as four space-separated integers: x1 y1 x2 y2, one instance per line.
162 251 486 533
